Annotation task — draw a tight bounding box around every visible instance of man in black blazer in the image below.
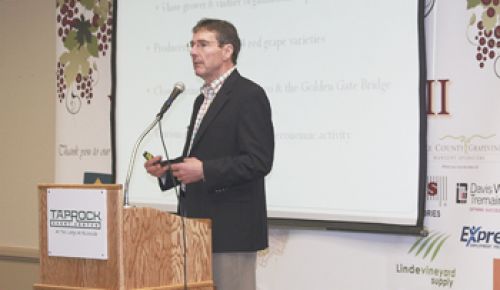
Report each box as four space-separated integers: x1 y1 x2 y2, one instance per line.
145 18 274 290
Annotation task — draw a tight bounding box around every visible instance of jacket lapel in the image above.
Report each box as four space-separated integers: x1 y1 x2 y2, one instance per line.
190 70 240 152
182 94 204 157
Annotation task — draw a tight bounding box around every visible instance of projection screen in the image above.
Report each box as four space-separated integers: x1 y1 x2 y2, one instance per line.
115 0 427 234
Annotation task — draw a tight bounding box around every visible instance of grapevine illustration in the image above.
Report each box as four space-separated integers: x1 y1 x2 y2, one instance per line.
467 0 500 77
56 0 113 113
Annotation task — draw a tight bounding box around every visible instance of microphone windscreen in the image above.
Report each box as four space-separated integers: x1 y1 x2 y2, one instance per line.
174 82 185 93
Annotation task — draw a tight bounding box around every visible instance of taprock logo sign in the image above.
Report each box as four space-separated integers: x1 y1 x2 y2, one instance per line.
47 188 108 260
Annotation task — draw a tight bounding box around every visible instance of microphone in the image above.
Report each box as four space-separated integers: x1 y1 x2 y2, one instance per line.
123 81 185 207
157 82 185 118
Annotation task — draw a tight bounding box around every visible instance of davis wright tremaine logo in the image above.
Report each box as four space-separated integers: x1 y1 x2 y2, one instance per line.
456 183 468 204
49 209 102 230
455 182 500 213
460 226 500 249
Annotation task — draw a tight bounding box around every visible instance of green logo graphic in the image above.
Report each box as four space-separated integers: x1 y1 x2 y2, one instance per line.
408 231 450 261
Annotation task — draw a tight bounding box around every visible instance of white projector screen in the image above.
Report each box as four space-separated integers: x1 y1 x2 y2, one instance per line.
115 0 426 233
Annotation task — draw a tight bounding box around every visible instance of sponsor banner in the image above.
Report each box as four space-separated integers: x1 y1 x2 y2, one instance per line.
55 0 113 183
258 1 500 288
47 188 108 260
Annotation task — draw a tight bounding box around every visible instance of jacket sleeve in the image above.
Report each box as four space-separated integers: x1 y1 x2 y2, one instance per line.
202 86 274 191
157 156 184 191
159 95 203 191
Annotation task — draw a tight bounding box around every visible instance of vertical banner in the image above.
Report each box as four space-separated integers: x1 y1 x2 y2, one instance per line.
55 0 113 183
420 0 500 289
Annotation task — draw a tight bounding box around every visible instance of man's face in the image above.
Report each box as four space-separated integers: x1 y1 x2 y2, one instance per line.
189 29 233 83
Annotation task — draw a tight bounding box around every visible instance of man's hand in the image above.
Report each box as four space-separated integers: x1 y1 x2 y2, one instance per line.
171 157 204 184
144 156 168 178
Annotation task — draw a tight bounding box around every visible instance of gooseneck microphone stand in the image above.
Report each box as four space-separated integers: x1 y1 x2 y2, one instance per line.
123 115 161 207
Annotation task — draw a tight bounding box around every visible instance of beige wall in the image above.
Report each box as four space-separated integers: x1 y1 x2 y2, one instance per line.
0 0 55 288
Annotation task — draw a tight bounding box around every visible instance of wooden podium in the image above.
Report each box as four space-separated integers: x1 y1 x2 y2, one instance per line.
34 184 214 290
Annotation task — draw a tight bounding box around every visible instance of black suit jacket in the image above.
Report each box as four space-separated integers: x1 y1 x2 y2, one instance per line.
160 70 274 252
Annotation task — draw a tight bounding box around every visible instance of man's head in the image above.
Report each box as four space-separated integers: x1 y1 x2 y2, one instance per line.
192 19 241 64
189 19 240 83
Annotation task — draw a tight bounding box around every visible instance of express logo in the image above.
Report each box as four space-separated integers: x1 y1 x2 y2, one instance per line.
460 226 500 249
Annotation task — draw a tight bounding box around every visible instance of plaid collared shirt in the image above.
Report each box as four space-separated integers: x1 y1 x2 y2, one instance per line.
179 67 236 192
187 66 236 154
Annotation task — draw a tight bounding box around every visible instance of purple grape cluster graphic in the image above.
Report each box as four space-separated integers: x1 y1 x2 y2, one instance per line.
56 0 113 113
467 0 500 77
